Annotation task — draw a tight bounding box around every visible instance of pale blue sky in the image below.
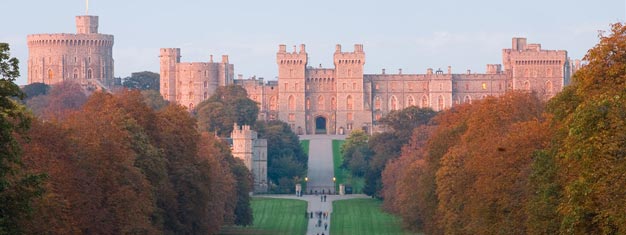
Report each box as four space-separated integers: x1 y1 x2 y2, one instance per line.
2 0 624 85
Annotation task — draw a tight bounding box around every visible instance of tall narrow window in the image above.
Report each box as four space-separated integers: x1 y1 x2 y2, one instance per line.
421 95 428 108
269 96 277 111
318 96 325 110
87 69 92 79
306 98 311 109
407 96 415 106
288 95 295 111
464 95 471 104
437 96 445 111
546 81 553 93
375 96 381 110
524 81 531 90
390 96 398 110
47 69 53 81
346 95 353 110
331 97 336 110
73 69 78 79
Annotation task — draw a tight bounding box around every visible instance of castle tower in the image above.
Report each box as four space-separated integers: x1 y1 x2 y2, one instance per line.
159 48 180 102
231 123 267 193
27 15 114 89
276 44 307 134
333 44 369 134
159 49 234 110
502 37 569 99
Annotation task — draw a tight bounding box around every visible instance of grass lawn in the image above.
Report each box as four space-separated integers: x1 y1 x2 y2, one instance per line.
332 140 364 194
300 139 310 155
331 198 420 235
219 198 308 235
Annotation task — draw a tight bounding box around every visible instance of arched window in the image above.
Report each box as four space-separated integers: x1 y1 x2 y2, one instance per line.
464 95 472 104
375 96 381 110
318 96 324 110
346 95 353 110
269 96 277 111
203 92 208 99
524 80 531 91
331 97 336 110
421 95 428 108
87 69 92 79
407 96 415 107
47 69 53 80
546 81 553 93
390 96 398 111
437 95 445 111
288 95 295 111
73 69 78 79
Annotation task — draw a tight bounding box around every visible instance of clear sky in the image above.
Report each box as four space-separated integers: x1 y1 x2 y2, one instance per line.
2 0 624 85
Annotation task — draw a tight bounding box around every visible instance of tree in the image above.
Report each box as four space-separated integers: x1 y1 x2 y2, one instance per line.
379 106 437 143
141 89 169 110
255 120 307 193
122 71 160 91
25 81 87 120
21 82 49 100
546 23 626 234
0 42 45 235
195 85 259 136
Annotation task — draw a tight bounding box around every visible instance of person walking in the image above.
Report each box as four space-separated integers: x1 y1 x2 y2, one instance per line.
324 222 328 230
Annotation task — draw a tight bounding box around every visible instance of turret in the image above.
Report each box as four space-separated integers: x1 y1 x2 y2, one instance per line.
159 48 181 102
76 15 99 34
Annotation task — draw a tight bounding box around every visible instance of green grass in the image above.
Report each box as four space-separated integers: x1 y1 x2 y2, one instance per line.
331 198 420 235
332 140 365 194
219 198 308 235
300 139 310 155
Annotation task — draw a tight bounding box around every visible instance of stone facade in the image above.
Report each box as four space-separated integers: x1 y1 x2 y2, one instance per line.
230 124 268 193
235 38 572 135
27 15 115 89
165 37 572 135
159 49 234 109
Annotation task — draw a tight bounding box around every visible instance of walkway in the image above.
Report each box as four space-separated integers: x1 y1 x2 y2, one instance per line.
258 135 360 235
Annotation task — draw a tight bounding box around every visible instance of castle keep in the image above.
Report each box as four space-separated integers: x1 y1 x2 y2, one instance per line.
163 37 576 135
27 15 115 89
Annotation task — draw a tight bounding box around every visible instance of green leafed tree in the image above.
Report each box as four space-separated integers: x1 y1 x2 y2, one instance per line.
195 85 259 136
122 71 160 91
0 42 45 235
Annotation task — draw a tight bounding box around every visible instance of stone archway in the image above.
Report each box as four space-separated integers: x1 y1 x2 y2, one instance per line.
315 116 327 134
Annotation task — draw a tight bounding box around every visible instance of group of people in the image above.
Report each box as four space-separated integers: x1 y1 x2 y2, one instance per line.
308 210 329 232
320 195 327 202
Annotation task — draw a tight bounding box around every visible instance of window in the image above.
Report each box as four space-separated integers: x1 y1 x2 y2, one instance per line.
421 95 428 108
407 96 415 106
464 95 471 104
347 113 353 121
524 81 531 91
288 113 295 122
288 95 295 110
331 97 336 110
204 92 208 99
87 69 92 79
375 113 381 121
306 98 311 109
204 81 208 88
437 95 445 111
284 83 288 91
375 83 380 90
318 96 324 110
375 96 381 110
546 81 553 93
295 82 298 90
48 69 53 80
269 96 277 111
346 95 353 110
390 96 398 110
73 69 78 79
482 82 487 90
352 82 356 90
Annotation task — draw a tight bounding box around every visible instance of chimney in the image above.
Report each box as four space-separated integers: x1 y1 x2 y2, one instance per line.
300 44 306 53
222 55 229 64
210 55 213 62
335 44 342 52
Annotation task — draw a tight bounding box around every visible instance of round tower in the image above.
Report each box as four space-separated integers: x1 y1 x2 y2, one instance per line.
27 15 114 89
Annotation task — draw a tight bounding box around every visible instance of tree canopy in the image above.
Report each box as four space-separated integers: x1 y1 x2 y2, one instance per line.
195 85 259 136
122 71 160 91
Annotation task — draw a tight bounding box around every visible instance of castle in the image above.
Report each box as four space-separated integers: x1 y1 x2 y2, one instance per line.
159 49 234 110
230 124 268 193
163 38 580 135
27 15 115 90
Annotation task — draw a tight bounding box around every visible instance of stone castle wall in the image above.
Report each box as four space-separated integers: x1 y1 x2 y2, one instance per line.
159 49 234 109
27 15 114 89
231 124 268 193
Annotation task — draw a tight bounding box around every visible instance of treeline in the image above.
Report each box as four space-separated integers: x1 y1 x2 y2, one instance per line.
382 23 626 234
1 63 253 234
